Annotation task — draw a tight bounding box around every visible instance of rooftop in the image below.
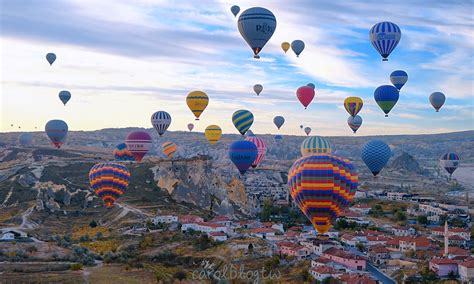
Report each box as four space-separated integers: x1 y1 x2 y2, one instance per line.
323 247 365 260
430 258 458 265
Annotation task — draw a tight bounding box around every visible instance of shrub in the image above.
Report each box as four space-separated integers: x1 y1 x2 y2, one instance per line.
70 263 83 271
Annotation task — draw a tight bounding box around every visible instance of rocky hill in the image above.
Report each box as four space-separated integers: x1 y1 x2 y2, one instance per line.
389 152 423 174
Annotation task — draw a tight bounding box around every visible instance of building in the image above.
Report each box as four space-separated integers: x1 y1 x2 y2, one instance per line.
181 222 227 234
458 260 474 283
210 215 233 227
341 234 367 247
449 235 469 248
309 266 342 281
399 237 431 253
431 226 471 240
152 215 178 225
387 192 415 201
419 204 448 223
276 241 311 259
301 239 339 256
322 247 367 270
368 245 391 266
0 232 16 241
429 258 458 277
391 226 416 237
350 204 371 215
208 232 227 242
367 235 391 247
249 227 276 239
338 273 378 284
180 215 204 224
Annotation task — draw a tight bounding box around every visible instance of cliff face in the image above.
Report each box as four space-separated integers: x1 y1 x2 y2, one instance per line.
390 151 423 174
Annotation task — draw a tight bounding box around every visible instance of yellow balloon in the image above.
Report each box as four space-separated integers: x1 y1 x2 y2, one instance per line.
205 125 222 145
186 91 209 120
281 42 290 53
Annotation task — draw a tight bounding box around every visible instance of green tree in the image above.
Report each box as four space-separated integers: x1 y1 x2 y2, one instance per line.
89 220 97 228
394 211 407 222
417 215 429 225
261 200 273 222
356 242 365 252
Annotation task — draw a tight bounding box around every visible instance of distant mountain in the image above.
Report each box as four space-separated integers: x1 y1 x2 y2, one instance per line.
390 151 423 174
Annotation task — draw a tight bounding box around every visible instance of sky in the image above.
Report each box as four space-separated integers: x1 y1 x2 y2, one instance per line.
1 0 473 136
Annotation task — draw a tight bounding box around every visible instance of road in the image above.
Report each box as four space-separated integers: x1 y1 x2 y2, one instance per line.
348 248 395 284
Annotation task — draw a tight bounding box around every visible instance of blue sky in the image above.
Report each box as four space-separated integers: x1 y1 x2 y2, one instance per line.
1 0 473 136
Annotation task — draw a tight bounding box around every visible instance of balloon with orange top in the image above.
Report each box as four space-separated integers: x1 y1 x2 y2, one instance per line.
89 162 130 207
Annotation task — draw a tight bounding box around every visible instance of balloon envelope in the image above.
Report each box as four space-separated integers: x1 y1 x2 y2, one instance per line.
58 90 71 106
274 134 283 142
296 86 315 109
230 5 240 17
361 140 391 176
281 42 290 53
304 127 311 136
19 133 33 146
113 143 135 161
89 162 130 207
187 123 194 132
440 152 460 177
390 70 408 90
253 84 263 96
245 135 266 168
151 111 171 136
369 22 401 61
205 125 222 145
291 40 305 57
237 7 276 58
374 85 399 117
347 115 362 133
273 116 285 130
229 140 258 174
125 131 152 162
45 119 68 148
429 92 446 112
301 136 332 156
232 109 254 136
288 154 358 234
162 142 177 158
344 97 363 117
46 53 56 65
186 91 209 120
307 83 315 89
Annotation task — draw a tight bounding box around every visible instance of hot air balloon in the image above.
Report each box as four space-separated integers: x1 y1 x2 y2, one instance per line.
232 109 254 136
273 116 285 130
89 162 130 207
245 135 266 168
187 123 194 132
58 90 71 106
151 111 171 136
344 97 363 117
361 140 391 176
307 83 315 90
237 7 276 59
274 135 283 142
390 70 408 90
229 140 258 175
347 115 362 134
334 149 350 158
125 131 152 162
288 154 358 234
162 142 177 159
374 85 399 117
369 22 401 61
300 125 304 129
296 86 315 109
45 119 68 148
281 42 290 53
46 53 56 65
291 40 305 57
113 143 135 161
205 125 222 145
429 92 446 112
440 152 460 178
230 5 240 17
253 84 263 96
304 127 311 136
186 91 209 120
300 136 332 156
19 133 33 146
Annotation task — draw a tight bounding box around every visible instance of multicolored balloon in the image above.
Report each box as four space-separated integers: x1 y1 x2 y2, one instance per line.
245 135 266 168
300 136 332 156
229 140 258 175
89 162 130 207
291 40 305 57
125 131 152 162
344 97 363 117
46 53 56 65
113 143 135 161
430 92 446 112
58 90 71 106
281 42 290 53
307 83 315 90
440 152 460 178
205 125 222 145
162 142 177 159
288 154 358 234
304 127 311 136
253 84 263 96
187 123 194 132
374 85 399 117
347 115 362 134
273 116 285 130
19 133 33 146
361 140 391 176
296 86 315 109
237 7 276 59
369 22 401 61
151 111 171 136
45 119 68 148
186 91 209 120
390 70 408 90
232 109 254 136
230 5 240 17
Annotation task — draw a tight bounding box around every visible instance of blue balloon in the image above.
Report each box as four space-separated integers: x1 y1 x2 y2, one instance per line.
291 40 305 57
361 140 391 176
59 90 71 106
46 53 56 65
347 115 362 133
274 135 283 142
273 116 285 130
370 22 401 61
374 85 399 117
45 119 68 148
230 5 240 17
229 140 258 175
429 92 446 112
19 133 33 145
307 83 315 89
390 70 408 90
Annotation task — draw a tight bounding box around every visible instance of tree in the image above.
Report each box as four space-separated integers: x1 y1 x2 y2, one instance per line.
89 220 97 228
394 211 407 222
261 200 273 222
173 270 186 281
356 242 365 252
449 218 465 228
417 215 429 225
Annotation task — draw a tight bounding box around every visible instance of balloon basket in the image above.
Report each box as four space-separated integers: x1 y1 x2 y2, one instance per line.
382 58 388 61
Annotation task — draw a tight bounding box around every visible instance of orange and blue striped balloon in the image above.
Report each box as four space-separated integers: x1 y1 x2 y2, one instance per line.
288 154 358 234
162 142 177 158
113 143 135 161
89 162 130 207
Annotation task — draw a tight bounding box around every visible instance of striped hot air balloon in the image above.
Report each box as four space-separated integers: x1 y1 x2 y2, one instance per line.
162 142 177 159
89 162 130 207
45 119 68 148
151 111 171 136
440 152 460 178
205 125 222 145
374 85 399 117
232 109 254 136
125 131 152 162
186 91 209 120
301 136 332 156
369 22 401 61
344 97 363 117
229 140 258 175
361 140 391 176
288 154 358 234
347 115 362 134
390 70 408 90
245 134 266 168
237 7 276 59
113 143 135 161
